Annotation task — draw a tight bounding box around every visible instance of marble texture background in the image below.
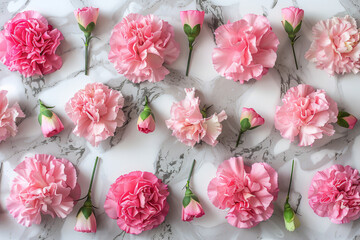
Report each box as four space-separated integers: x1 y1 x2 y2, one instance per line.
0 0 360 239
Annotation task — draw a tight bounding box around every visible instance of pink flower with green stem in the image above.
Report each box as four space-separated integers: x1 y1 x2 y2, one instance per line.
74 157 99 233
38 100 64 138
337 111 357 129
137 96 155 134
180 10 205 76
235 108 264 147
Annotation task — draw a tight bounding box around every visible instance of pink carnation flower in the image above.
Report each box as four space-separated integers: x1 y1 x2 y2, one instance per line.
6 154 80 227
108 13 180 83
208 156 278 228
308 164 360 224
305 15 360 75
165 88 227 147
0 90 25 142
0 10 63 77
104 171 169 234
212 14 279 83
274 84 338 146
65 83 125 147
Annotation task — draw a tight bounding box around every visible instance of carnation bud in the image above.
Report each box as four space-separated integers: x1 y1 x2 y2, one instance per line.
74 204 97 233
281 7 304 36
137 96 155 134
38 100 64 138
284 202 300 231
74 7 99 33
337 111 357 129
240 107 265 131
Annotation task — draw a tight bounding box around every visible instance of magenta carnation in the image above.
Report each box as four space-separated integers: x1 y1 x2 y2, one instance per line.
65 83 125 147
308 164 360 224
0 10 63 77
0 90 25 142
208 156 278 228
108 13 180 83
104 171 169 234
212 14 279 83
274 84 338 146
6 154 80 227
305 15 360 75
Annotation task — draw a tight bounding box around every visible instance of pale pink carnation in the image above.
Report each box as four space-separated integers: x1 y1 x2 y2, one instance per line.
308 164 360 224
6 154 80 227
0 90 25 142
104 171 169 234
202 111 227 146
274 84 338 146
208 156 278 228
65 83 125 147
0 10 63 77
212 14 279 83
108 13 180 83
305 15 360 75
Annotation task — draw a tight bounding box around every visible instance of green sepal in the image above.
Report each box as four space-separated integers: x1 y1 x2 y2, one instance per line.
183 187 200 207
183 24 201 39
337 111 351 128
249 125 260 131
284 20 294 34
41 109 53 118
293 21 302 34
38 114 42 125
81 206 93 219
338 111 350 118
240 118 251 131
139 105 154 121
283 202 295 223
79 22 95 33
182 195 191 207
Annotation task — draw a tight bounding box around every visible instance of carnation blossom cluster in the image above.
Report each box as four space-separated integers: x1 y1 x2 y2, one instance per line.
308 164 360 224
305 15 360 75
6 154 80 227
109 13 180 83
0 10 63 77
104 171 169 234
65 82 125 147
0 90 25 142
208 156 279 228
166 88 227 147
274 84 338 146
212 14 279 83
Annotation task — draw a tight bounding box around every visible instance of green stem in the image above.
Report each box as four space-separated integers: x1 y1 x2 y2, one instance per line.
186 159 196 188
286 159 295 203
144 96 149 106
235 129 243 148
87 156 99 196
84 33 91 75
185 43 193 76
291 41 298 70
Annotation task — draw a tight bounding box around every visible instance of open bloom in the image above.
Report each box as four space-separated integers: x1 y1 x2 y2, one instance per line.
38 100 64 138
104 171 169 234
0 10 63 77
305 15 360 75
137 96 155 134
212 14 279 83
208 156 278 228
6 154 80 227
109 13 180 83
337 111 357 129
75 211 96 233
65 83 125 146
274 84 338 146
281 7 304 29
0 90 25 142
74 7 99 30
308 164 360 224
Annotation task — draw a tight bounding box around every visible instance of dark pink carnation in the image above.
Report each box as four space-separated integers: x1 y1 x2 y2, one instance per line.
308 164 360 224
104 171 169 234
0 11 63 77
108 13 180 83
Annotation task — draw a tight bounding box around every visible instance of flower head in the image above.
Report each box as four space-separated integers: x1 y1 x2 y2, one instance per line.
281 7 304 30
104 171 169 234
212 14 279 83
274 84 338 146
305 15 360 75
208 156 278 228
65 83 125 147
0 10 63 77
109 13 180 83
75 208 96 233
180 10 205 29
182 194 205 221
6 154 80 227
240 107 265 131
308 164 360 224
137 96 155 134
337 111 357 129
0 90 25 142
74 7 99 32
38 100 64 138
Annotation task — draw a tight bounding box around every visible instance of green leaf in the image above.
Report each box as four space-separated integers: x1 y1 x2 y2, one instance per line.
191 195 200 203
81 206 93 219
183 24 192 36
41 109 53 118
293 21 302 34
183 24 201 39
284 20 294 34
337 118 349 128
182 196 191 207
240 118 251 131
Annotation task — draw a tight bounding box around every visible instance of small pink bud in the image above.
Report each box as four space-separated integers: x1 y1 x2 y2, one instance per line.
240 107 265 130
74 7 99 30
182 198 205 222
74 210 96 233
343 115 357 129
41 113 64 138
137 115 155 134
180 10 205 29
281 7 304 29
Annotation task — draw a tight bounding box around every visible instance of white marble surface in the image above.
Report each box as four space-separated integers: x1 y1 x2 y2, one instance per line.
1 0 360 239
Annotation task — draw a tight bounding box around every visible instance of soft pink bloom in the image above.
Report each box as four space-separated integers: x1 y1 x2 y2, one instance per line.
240 108 265 129
74 210 97 233
40 113 64 138
212 14 279 83
104 171 169 235
308 164 360 224
0 90 25 142
182 198 205 221
274 84 338 146
343 115 357 129
281 7 304 28
137 115 155 134
202 110 227 146
74 7 99 29
180 10 205 28
0 10 63 77
305 15 360 75
6 154 80 227
108 13 180 83
208 156 278 228
65 83 125 147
